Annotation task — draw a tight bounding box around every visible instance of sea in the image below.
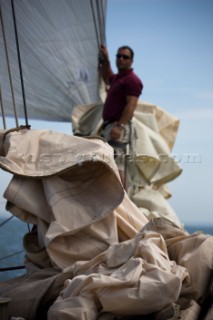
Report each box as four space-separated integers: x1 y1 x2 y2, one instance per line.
0 215 213 282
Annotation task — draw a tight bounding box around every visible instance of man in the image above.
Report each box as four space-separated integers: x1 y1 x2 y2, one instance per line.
99 45 143 189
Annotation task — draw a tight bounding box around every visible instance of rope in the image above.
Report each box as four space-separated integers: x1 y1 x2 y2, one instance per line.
0 85 6 129
0 215 14 228
0 265 25 272
96 0 106 45
0 245 25 273
96 0 103 44
11 0 29 127
3 124 31 143
90 0 106 47
0 248 25 272
90 0 101 47
0 217 25 271
0 249 24 262
90 0 107 98
0 212 29 272
0 1 19 128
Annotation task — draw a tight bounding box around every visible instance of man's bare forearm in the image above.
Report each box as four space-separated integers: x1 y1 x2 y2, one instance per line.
100 60 113 85
99 45 114 84
117 96 139 125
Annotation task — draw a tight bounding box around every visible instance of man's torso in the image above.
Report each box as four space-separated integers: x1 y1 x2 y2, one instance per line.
103 69 143 122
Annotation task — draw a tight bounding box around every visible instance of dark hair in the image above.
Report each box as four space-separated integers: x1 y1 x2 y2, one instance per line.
117 46 134 59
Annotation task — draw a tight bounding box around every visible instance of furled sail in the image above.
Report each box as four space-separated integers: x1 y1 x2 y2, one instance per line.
0 0 107 122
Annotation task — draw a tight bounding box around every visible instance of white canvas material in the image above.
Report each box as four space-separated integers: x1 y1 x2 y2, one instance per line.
0 128 212 320
71 100 183 226
0 0 107 121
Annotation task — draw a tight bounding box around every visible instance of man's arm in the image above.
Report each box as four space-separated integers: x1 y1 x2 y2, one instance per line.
99 45 114 85
118 95 138 125
110 95 138 140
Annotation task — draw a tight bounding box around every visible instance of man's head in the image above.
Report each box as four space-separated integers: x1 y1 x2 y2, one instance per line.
116 46 134 72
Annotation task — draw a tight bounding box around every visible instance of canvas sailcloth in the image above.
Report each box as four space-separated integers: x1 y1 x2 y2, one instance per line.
0 0 106 122
71 98 183 227
0 128 212 320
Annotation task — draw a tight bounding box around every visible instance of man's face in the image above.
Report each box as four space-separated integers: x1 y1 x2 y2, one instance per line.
116 48 133 71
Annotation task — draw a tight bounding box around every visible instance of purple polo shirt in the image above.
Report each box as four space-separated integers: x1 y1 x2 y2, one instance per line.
103 68 143 122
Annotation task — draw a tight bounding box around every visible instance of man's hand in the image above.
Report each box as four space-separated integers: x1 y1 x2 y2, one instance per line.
100 45 109 61
110 125 123 140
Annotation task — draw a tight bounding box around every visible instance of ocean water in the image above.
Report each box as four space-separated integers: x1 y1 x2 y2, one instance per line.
185 225 213 236
0 215 213 282
0 215 29 282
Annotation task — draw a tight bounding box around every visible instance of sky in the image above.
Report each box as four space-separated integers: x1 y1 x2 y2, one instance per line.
104 0 213 226
1 0 213 226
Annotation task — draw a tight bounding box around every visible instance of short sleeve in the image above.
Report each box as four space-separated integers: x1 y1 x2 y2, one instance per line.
125 76 143 97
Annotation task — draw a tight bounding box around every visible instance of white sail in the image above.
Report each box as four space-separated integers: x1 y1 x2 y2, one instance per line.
0 0 106 122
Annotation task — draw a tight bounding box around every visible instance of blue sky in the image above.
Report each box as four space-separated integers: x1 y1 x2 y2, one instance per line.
106 0 213 115
104 0 213 225
1 0 213 226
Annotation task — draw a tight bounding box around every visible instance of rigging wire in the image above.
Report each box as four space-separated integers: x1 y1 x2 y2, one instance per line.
90 0 101 47
0 211 27 272
96 0 106 46
0 249 24 262
90 0 106 46
0 265 25 272
0 248 25 273
0 215 14 228
0 200 29 266
0 1 18 128
0 85 6 129
11 0 29 127
0 201 13 227
90 0 107 97
96 0 102 45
